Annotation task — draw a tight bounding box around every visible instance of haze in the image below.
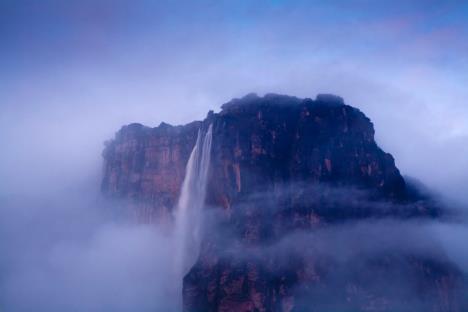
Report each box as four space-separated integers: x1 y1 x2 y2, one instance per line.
0 1 467 311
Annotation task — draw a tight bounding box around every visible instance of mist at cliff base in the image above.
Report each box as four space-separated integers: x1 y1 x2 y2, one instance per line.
1 181 467 311
0 190 176 311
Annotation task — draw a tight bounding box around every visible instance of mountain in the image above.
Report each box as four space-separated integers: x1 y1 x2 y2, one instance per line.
102 93 461 311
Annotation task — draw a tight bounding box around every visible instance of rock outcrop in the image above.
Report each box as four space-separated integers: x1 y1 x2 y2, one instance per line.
102 121 201 223
102 93 461 311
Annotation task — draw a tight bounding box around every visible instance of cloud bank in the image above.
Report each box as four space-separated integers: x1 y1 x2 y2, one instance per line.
0 191 178 311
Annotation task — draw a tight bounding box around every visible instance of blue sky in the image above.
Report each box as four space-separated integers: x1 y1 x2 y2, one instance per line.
0 0 467 201
2 1 467 79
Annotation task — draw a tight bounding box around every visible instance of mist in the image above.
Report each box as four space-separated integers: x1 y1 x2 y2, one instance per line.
1 1 467 311
0 189 179 311
200 185 468 310
206 184 468 273
2 189 467 310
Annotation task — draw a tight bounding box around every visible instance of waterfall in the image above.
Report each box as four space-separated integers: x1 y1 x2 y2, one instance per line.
174 124 213 280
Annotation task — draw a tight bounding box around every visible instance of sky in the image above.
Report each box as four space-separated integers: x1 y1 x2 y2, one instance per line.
1 0 468 198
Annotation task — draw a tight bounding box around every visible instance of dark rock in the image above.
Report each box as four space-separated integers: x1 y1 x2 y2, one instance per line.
102 93 461 311
315 93 345 106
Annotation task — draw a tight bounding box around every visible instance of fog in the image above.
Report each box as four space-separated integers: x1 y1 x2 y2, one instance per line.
1 189 467 310
206 184 468 274
199 186 468 310
0 1 467 311
0 190 178 311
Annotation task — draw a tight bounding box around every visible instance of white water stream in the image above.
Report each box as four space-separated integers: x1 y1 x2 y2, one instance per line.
173 124 213 305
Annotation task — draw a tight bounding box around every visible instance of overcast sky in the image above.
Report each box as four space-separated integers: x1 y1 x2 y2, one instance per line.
1 0 467 202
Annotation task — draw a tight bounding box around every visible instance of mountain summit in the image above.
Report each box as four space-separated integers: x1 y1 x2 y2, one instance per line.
102 94 460 311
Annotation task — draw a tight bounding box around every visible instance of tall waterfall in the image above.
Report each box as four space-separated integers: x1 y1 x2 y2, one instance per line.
174 124 213 280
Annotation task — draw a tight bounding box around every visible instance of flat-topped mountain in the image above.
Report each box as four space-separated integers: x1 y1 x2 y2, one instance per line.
102 93 460 311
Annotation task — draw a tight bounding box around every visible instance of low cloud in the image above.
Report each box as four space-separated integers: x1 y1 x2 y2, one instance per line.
0 192 179 311
198 184 468 310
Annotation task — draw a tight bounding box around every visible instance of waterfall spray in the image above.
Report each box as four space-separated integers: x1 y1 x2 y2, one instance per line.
174 124 213 283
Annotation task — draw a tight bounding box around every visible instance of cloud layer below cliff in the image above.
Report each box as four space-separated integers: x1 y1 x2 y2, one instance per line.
1 186 467 311
0 192 177 311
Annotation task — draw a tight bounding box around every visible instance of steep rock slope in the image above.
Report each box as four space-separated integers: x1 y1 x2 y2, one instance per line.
102 93 460 311
102 121 200 223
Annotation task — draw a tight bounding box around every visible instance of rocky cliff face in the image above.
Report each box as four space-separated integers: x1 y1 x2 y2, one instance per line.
102 93 461 311
102 121 200 223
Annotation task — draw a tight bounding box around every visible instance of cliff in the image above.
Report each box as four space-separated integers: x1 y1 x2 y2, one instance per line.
102 93 460 311
102 121 201 223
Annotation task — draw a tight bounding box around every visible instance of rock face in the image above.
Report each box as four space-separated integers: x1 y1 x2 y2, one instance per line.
102 93 461 311
102 121 201 223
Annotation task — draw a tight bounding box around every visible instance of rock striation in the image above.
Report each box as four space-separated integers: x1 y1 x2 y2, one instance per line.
102 93 461 311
